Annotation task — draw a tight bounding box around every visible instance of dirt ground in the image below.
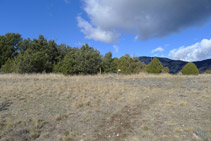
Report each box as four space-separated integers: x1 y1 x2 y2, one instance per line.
0 73 210 141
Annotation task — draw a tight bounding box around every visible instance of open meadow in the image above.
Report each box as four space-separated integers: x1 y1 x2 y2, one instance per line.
0 73 210 141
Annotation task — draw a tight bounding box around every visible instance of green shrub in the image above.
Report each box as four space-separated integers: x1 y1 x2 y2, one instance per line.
146 57 163 74
53 44 102 75
53 51 76 75
181 62 199 75
116 55 144 74
204 70 211 74
0 58 17 73
15 49 51 73
162 67 170 73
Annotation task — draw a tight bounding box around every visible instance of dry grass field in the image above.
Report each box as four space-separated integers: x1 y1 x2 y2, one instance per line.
0 73 210 141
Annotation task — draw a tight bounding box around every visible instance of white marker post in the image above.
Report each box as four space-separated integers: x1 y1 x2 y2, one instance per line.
118 69 121 76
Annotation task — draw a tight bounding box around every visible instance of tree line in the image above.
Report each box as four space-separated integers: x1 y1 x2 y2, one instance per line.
0 33 146 75
0 33 200 75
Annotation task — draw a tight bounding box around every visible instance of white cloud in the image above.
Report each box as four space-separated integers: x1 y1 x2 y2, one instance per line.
151 47 164 53
169 39 211 61
78 0 211 43
113 45 119 53
77 17 119 43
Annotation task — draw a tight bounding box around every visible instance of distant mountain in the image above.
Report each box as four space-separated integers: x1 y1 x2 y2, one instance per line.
139 56 211 74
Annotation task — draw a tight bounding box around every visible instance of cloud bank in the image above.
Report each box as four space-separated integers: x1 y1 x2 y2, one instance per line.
78 0 211 43
169 39 211 62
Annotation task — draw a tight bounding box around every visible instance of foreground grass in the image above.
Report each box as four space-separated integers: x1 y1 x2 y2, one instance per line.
0 73 210 141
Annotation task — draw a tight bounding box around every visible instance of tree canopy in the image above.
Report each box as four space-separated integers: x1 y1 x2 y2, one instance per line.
0 33 149 75
0 33 22 68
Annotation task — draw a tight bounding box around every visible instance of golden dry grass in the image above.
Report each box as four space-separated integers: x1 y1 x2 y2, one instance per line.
0 73 210 141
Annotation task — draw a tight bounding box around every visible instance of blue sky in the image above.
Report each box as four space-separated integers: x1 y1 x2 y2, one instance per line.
1 0 211 61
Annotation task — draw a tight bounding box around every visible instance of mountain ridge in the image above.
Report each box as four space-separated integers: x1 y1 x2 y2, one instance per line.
139 56 211 74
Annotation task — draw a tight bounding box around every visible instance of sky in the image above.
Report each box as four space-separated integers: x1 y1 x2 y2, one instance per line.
0 0 211 61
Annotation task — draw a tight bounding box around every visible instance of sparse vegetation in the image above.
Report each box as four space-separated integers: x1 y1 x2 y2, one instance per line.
0 73 210 140
204 70 211 74
181 62 199 75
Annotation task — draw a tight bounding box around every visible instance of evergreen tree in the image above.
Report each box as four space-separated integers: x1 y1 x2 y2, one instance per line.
53 49 78 75
110 57 118 73
117 55 144 74
18 38 31 54
118 54 131 74
54 44 102 75
56 44 72 61
146 57 163 74
75 44 102 74
15 48 51 73
0 33 22 68
14 35 53 73
102 52 113 73
181 62 199 75
130 57 146 73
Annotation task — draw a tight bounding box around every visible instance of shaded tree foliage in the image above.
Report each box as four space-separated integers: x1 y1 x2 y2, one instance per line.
53 44 102 75
15 49 51 73
0 33 22 68
76 44 102 74
0 58 17 73
102 52 119 73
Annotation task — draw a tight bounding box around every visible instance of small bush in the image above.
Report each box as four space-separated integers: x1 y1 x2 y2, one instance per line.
204 70 211 74
181 62 199 75
162 67 170 73
0 58 17 73
146 57 163 74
